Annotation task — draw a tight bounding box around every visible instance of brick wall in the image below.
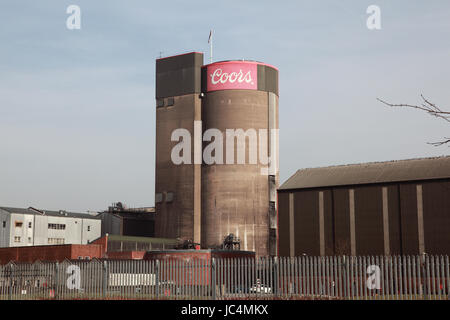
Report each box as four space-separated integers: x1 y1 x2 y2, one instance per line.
106 251 146 260
91 234 108 252
0 244 104 264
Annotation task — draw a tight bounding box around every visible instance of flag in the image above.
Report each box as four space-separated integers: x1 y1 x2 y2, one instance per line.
208 30 212 43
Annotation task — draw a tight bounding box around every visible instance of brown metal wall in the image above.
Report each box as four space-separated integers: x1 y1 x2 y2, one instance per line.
323 190 335 256
398 183 419 255
422 180 450 254
278 189 347 256
278 178 450 257
294 190 319 256
332 188 351 255
277 192 290 257
354 186 384 255
201 90 278 256
387 185 402 255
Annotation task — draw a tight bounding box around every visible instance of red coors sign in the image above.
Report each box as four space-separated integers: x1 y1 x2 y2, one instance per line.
206 61 258 92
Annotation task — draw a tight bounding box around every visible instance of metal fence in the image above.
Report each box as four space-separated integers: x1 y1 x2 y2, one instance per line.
0 255 448 300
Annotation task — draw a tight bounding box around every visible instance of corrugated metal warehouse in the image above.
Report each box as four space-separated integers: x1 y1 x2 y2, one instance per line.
277 156 450 256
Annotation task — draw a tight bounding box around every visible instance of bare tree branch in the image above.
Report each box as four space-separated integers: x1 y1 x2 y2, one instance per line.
427 138 450 147
377 95 450 123
377 95 449 146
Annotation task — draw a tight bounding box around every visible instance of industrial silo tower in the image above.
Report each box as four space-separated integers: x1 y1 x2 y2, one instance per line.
155 53 279 256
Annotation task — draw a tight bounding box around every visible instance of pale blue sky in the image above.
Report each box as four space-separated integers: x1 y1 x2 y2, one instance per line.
0 1 449 212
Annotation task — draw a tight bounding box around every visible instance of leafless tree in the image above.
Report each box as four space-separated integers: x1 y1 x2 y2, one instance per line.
377 94 450 146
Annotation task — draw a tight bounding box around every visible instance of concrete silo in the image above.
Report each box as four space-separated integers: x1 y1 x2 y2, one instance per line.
154 52 203 243
155 54 279 256
200 61 279 256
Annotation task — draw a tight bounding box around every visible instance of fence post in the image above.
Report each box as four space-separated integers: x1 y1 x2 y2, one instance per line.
211 258 216 300
273 256 279 297
8 264 14 300
102 261 108 298
425 255 431 300
156 260 160 299
446 255 449 300
343 256 348 299
54 262 59 300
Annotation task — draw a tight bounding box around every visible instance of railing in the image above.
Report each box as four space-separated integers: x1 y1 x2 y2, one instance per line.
0 255 448 300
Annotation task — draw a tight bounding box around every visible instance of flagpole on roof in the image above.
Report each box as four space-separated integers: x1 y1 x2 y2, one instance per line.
208 29 213 64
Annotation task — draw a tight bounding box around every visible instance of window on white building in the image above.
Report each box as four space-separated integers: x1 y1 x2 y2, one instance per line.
48 223 66 230
14 236 21 243
15 221 23 228
2 221 5 228
48 238 65 245
28 222 32 228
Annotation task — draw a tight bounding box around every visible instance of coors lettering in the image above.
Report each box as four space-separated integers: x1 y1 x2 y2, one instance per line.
206 61 258 92
211 68 253 85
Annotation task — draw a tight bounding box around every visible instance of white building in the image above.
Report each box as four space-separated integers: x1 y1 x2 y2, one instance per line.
0 206 101 248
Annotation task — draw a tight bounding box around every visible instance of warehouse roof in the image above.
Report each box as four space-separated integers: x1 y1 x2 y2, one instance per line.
279 156 450 190
0 206 100 219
